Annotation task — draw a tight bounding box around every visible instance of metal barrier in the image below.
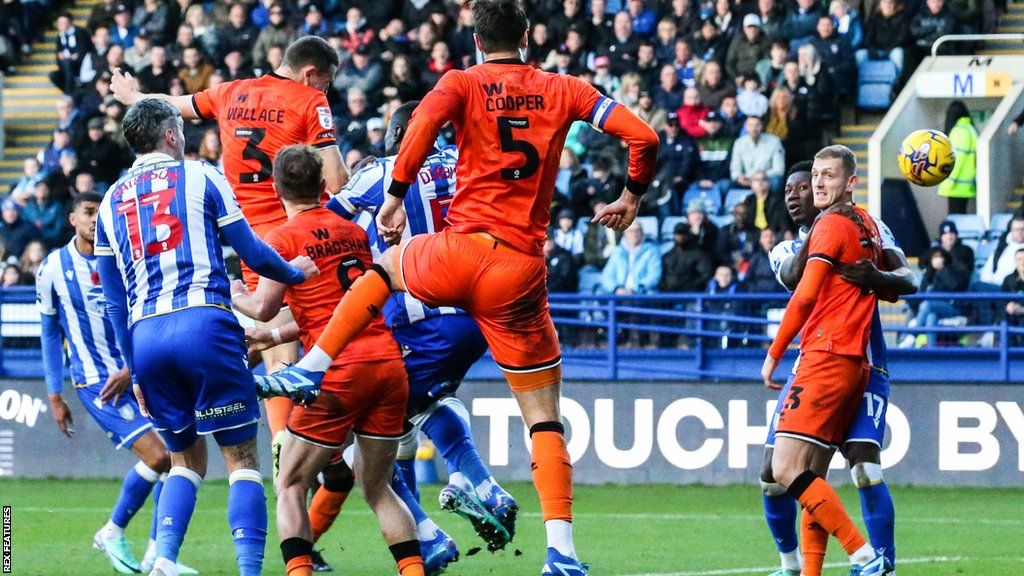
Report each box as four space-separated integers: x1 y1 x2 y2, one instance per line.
931 33 1024 56
4 286 1024 382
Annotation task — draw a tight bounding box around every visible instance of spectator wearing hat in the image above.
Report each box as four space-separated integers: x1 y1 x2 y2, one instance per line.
217 3 259 65
22 180 64 248
253 3 296 69
697 60 736 110
133 0 170 45
687 111 734 206
727 14 771 81
363 117 387 156
0 199 41 259
810 15 856 97
937 220 975 276
335 43 384 105
554 209 586 260
110 5 138 49
592 55 621 95
602 220 662 294
77 117 131 190
858 0 909 75
653 64 685 112
51 12 94 95
654 112 699 215
692 17 727 62
136 44 176 94
730 115 785 191
661 222 714 292
782 0 823 46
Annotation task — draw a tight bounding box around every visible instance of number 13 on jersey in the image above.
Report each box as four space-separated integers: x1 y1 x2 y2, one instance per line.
116 173 184 260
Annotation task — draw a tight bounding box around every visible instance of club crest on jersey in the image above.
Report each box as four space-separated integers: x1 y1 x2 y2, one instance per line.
317 106 334 130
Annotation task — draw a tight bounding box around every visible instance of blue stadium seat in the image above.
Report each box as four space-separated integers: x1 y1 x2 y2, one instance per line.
578 267 604 294
710 214 735 229
660 240 674 255
636 215 660 240
660 216 686 241
946 214 985 240
576 216 590 234
989 212 1012 240
682 188 723 215
857 60 898 111
974 240 995 268
724 188 751 213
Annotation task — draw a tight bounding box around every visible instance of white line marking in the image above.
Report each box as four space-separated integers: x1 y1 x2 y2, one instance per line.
612 556 963 576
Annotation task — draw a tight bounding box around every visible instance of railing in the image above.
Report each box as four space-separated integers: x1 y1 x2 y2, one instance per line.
4 286 1024 382
931 33 1024 56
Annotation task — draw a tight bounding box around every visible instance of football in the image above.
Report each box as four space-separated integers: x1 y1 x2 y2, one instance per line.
898 129 956 187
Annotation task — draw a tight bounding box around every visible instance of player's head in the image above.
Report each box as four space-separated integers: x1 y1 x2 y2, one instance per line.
811 145 857 209
69 192 104 246
472 0 529 56
122 98 185 159
282 36 339 92
784 160 815 226
385 100 419 156
273 144 324 206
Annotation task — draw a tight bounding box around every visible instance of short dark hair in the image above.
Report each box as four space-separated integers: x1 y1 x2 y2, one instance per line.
122 98 179 154
282 36 339 75
73 191 104 211
273 145 323 203
472 0 529 54
814 145 857 179
788 160 813 176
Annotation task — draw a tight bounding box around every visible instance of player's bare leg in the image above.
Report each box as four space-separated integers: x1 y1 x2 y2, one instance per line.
772 437 878 574
354 435 425 576
276 431 337 576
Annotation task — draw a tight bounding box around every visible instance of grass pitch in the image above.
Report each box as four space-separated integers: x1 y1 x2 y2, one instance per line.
2 479 1022 575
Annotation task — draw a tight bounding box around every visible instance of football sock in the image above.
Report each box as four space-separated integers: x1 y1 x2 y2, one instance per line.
264 397 293 437
422 405 494 496
851 463 896 566
530 422 575 558
156 467 201 563
281 537 314 576
788 471 867 556
149 474 166 541
309 470 354 543
761 481 800 567
392 469 431 527
109 461 160 531
227 469 267 576
391 540 425 576
394 457 419 501
300 268 391 372
799 511 828 576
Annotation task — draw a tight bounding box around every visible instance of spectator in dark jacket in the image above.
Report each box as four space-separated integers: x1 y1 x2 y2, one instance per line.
0 199 41 259
656 112 700 194
716 203 760 266
692 18 728 62
756 0 786 41
741 172 792 232
546 233 580 293
133 0 171 45
782 0 823 44
1001 249 1024 342
937 220 974 287
661 222 714 291
687 198 720 255
743 228 786 292
809 15 855 97
857 0 910 75
50 13 94 95
573 157 625 214
902 247 968 347
653 64 685 112
601 12 641 74
217 3 259 65
549 0 589 45
697 60 736 110
909 0 956 68
136 45 176 94
726 14 771 80
77 117 131 188
22 181 65 248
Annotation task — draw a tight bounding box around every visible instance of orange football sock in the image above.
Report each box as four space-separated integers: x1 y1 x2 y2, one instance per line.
397 557 425 576
800 511 828 576
309 487 350 543
791 472 867 555
530 426 574 522
314 269 391 358
264 397 293 437
285 556 313 576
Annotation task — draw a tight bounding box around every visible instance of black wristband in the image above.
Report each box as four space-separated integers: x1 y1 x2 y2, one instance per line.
386 180 411 199
625 176 649 197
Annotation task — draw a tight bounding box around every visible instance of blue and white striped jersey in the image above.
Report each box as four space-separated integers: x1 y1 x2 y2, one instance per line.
769 216 902 372
326 146 462 329
36 239 124 388
95 153 244 325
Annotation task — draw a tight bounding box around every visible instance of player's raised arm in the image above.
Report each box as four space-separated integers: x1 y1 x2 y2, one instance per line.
110 68 199 119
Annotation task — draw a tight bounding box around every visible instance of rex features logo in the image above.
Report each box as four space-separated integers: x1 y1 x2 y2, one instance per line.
0 389 46 428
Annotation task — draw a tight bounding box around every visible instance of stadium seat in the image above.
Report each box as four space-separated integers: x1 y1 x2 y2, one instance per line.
946 214 985 240
857 59 898 111
724 188 751 213
710 214 735 229
989 212 1012 240
682 188 723 215
636 215 660 240
660 240 674 255
576 216 590 234
578 268 604 294
660 216 687 240
974 240 995 268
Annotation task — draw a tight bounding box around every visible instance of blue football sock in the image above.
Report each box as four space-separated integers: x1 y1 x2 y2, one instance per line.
395 458 419 502
228 469 267 576
763 490 800 554
391 469 430 526
149 476 165 541
110 462 159 529
859 482 896 565
156 467 201 563
422 405 492 490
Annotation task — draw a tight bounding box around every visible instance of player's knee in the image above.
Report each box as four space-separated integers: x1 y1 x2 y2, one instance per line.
322 464 355 493
759 458 776 486
373 248 401 290
143 449 171 474
849 461 885 489
843 442 881 468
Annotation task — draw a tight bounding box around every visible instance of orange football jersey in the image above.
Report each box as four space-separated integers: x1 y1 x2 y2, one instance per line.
390 60 659 256
264 208 401 382
191 73 337 226
799 207 883 359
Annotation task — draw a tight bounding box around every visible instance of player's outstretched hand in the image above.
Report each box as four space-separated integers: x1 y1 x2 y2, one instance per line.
48 394 75 437
99 367 131 405
290 256 319 280
593 192 640 232
761 354 781 390
110 68 141 105
377 193 408 245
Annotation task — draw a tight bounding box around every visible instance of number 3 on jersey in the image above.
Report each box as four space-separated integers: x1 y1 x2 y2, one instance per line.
116 184 184 260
